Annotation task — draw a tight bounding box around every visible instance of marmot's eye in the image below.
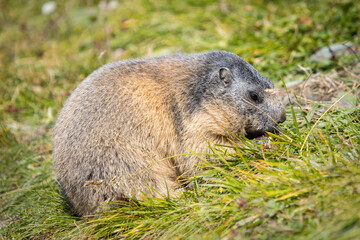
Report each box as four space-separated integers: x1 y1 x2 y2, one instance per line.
249 92 259 102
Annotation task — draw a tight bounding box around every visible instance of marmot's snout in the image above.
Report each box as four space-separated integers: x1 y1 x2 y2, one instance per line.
277 106 287 124
269 101 287 134
243 100 286 139
267 103 287 138
266 88 287 127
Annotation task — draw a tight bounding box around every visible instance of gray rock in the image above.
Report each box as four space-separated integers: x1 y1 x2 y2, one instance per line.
41 1 56 15
310 42 354 62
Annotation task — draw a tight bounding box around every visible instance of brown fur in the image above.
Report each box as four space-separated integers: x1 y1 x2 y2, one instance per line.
53 51 286 216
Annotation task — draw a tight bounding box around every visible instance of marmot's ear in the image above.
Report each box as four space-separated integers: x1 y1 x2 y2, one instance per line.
219 67 232 86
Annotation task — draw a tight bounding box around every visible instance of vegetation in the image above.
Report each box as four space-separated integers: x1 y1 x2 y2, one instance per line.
1 0 359 239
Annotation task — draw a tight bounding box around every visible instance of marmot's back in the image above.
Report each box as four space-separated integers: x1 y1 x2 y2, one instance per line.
53 51 286 216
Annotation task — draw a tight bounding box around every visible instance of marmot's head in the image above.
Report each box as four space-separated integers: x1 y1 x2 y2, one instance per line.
190 51 286 139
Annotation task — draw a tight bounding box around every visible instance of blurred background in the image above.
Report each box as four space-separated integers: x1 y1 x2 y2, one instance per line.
1 0 359 238
1 0 359 125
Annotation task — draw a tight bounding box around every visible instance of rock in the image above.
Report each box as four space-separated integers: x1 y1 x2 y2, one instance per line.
41 1 57 15
310 42 354 62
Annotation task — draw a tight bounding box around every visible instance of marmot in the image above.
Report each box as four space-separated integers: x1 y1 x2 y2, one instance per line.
53 51 286 216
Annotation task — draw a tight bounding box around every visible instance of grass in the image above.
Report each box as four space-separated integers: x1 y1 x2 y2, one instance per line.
1 0 360 239
75 105 360 240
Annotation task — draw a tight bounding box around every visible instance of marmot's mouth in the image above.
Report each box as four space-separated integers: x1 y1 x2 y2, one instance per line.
245 128 280 140
245 131 265 140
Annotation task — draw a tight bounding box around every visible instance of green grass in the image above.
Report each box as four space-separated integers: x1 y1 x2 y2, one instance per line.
1 0 360 239
73 105 360 240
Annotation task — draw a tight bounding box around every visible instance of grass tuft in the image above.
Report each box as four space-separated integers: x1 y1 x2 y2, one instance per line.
67 105 360 239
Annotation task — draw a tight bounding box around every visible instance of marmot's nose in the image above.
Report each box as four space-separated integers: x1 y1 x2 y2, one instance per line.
278 110 286 124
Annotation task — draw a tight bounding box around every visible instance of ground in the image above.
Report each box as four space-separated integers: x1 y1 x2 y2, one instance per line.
1 0 360 239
